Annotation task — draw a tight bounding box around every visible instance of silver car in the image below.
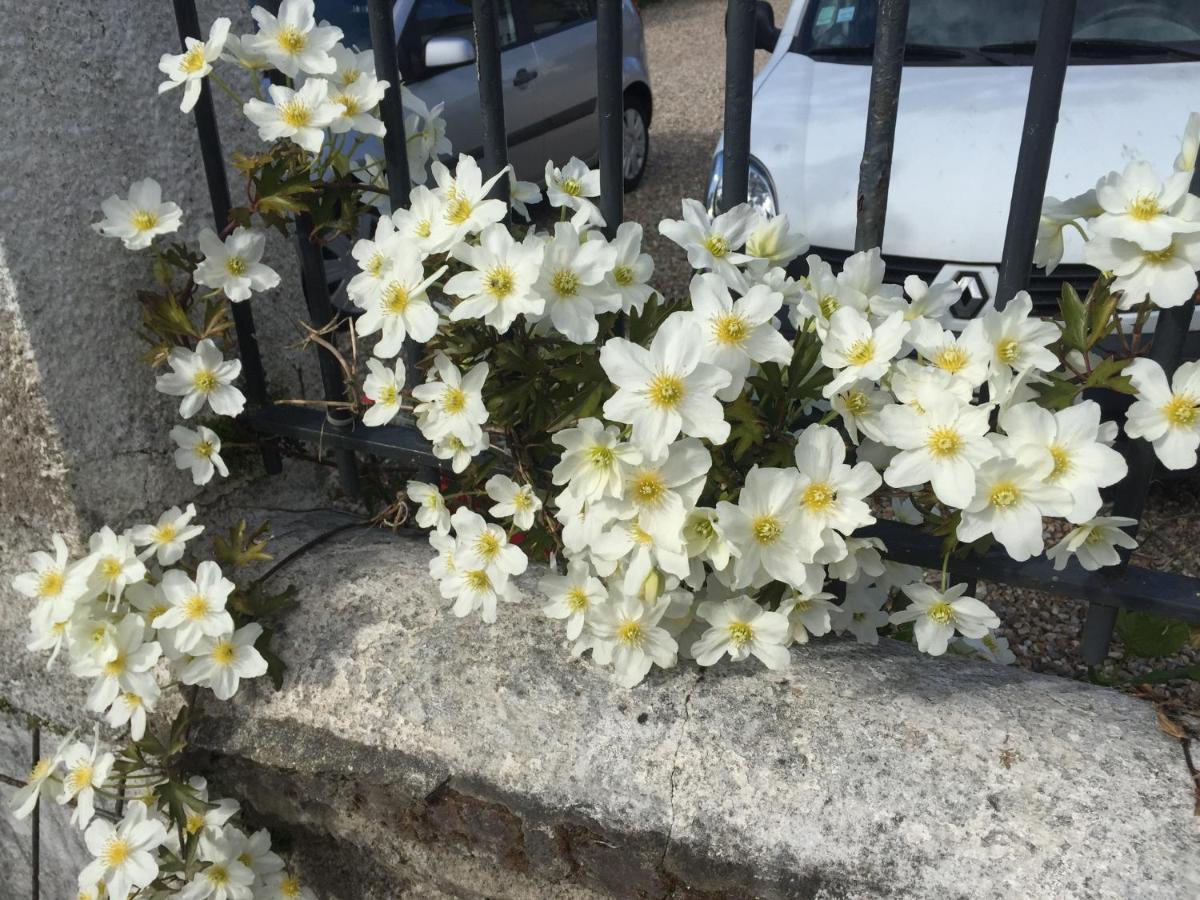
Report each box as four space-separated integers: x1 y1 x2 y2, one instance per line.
318 0 653 188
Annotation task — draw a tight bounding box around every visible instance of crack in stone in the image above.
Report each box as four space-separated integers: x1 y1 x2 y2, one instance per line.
661 669 702 879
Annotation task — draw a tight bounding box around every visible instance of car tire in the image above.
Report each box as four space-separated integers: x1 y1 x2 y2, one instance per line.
622 92 650 192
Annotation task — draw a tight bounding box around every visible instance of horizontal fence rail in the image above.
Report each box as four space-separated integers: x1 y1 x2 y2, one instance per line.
169 0 1200 666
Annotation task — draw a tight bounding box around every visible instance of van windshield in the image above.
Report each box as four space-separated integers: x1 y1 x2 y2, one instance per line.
314 1 374 52
792 0 1200 64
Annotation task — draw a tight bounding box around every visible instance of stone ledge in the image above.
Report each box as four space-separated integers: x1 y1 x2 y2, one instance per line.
188 513 1200 899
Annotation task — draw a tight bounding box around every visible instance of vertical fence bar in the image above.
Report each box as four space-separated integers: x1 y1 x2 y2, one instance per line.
30 725 40 900
294 217 361 496
1079 162 1200 664
171 0 282 474
854 0 910 251
994 0 1077 308
596 0 624 236
720 0 756 210
472 0 512 216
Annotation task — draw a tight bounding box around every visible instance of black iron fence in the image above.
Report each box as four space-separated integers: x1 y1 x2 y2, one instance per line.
170 0 1200 669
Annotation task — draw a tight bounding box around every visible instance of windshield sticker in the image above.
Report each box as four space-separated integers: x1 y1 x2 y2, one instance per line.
836 5 856 24
815 3 836 27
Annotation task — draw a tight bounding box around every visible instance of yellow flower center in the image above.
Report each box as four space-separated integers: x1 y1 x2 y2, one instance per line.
1048 445 1072 480
713 313 748 346
631 471 666 505
366 253 385 277
103 652 126 677
846 339 875 367
928 601 955 625
926 426 962 459
148 603 169 622
225 255 247 277
801 482 836 512
1164 394 1198 427
728 621 754 647
586 444 614 467
565 588 590 613
513 490 533 511
466 569 491 592
101 836 131 868
441 386 467 414
382 282 410 313
38 570 65 598
238 852 254 867
989 482 1020 509
155 523 178 543
180 45 208 74
122 693 143 708
484 266 516 299
30 758 52 781
192 369 218 394
703 234 730 258
334 93 360 116
843 390 869 415
445 196 473 225
751 514 783 545
279 99 312 128
560 178 583 197
186 812 206 834
616 620 645 647
131 210 159 232
415 219 432 238
196 440 216 459
276 25 308 54
184 594 209 620
818 295 839 318
690 517 714 539
613 264 634 286
100 558 123 580
474 531 501 560
68 763 93 793
933 346 969 374
647 373 685 409
551 269 580 298
281 875 303 898
212 640 236 665
207 865 230 886
378 384 398 406
995 338 1020 364
1144 244 1177 265
1128 194 1163 221
632 525 654 545
1084 528 1105 545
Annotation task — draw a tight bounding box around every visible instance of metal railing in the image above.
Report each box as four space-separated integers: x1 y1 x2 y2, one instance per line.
168 0 1200 668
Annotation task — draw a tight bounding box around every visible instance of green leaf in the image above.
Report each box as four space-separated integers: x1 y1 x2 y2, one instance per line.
1034 372 1081 411
1058 282 1088 351
1083 356 1133 393
1116 609 1190 659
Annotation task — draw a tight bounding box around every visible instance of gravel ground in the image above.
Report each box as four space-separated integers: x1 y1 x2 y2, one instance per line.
630 0 1200 721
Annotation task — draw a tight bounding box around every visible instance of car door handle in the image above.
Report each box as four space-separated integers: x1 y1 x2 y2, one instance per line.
513 67 538 87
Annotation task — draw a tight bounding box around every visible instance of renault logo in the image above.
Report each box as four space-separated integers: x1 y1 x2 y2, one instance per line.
935 263 999 321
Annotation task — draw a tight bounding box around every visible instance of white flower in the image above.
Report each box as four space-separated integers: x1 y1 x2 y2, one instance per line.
362 358 405 427
960 292 1059 381
438 557 519 624
605 221 655 314
873 274 962 325
181 828 256 900
402 88 452 182
587 590 677 687
432 432 489 473
156 338 245 418
683 507 735 584
532 222 618 344
412 352 489 446
907 319 989 389
1125 358 1200 469
952 632 1017 665
829 381 888 445
172 425 229 485
1178 111 1200 173
826 535 887 583
692 595 790 670
544 157 604 228
329 43 375 87
105 689 156 742
837 248 902 311
716 465 810 589
430 154 509 245
12 534 89 621
830 582 890 644
997 401 1126 523
129 503 203 565
820 308 909 397
509 172 543 220
406 480 450 533
92 178 183 250
594 437 710 539
450 507 527 579
8 731 73 819
682 273 791 400
590 515 690 592
600 315 733 452
540 560 606 641
1047 516 1139 571
658 199 755 281
879 394 996 509
158 17 230 113
221 34 271 72
486 474 543 530
260 872 317 900
354 245 445 358
327 73 388 137
248 0 342 76
891 582 1000 656
792 424 880 561
1033 191 1100 274
72 613 161 717
194 227 281 302
348 216 405 305
778 577 838 645
551 417 642 502
27 602 72 668
390 184 444 254
1092 160 1200 251
85 527 146 602
181 623 269 700
445 223 545 333
80 803 167 900
744 212 808 267
58 730 115 828
243 80 339 154
155 561 236 653
230 827 283 880
1085 230 1200 310
956 457 1072 561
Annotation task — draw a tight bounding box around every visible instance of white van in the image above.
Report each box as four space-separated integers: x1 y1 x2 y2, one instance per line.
707 0 1200 331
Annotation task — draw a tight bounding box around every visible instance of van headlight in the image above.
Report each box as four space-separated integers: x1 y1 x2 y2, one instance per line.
705 152 778 217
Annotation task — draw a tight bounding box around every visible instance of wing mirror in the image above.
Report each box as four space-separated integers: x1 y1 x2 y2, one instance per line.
424 35 475 69
754 1 781 52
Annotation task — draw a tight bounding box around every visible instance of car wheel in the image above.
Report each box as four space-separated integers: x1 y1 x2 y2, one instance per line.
622 95 650 192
